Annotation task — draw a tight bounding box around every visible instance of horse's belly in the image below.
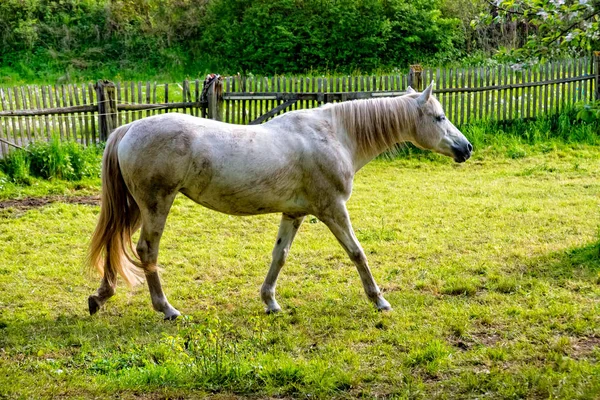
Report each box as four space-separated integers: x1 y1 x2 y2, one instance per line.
181 187 307 216
195 199 280 216
179 146 309 215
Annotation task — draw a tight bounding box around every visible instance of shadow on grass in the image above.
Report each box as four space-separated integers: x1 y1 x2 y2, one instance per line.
524 241 600 281
0 308 182 353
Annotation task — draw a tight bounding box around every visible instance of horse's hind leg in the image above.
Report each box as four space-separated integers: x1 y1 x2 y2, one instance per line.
261 214 305 313
89 209 141 315
136 195 181 320
88 271 116 315
319 204 392 311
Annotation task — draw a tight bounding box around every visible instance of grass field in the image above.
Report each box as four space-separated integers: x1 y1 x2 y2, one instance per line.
0 145 599 399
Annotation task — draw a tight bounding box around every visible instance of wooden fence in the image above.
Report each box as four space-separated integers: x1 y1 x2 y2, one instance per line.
0 56 598 156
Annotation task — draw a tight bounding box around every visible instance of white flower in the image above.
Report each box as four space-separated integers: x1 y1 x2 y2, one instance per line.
565 32 577 41
537 10 549 19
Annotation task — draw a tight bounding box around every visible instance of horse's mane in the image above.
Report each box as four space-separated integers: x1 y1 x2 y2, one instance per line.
328 96 418 157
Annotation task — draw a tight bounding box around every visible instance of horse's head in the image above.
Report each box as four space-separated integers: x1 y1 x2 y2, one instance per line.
406 83 472 163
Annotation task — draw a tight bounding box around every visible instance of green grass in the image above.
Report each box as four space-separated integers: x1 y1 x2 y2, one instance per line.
1 144 600 398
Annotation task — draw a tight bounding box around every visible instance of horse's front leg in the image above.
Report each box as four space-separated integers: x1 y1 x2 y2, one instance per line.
319 204 392 311
261 213 305 313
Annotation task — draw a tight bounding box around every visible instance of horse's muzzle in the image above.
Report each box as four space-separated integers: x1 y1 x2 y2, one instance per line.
452 142 473 163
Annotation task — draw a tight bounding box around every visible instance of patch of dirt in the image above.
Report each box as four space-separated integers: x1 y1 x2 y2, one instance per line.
450 339 472 351
571 336 600 359
470 331 504 347
0 195 100 211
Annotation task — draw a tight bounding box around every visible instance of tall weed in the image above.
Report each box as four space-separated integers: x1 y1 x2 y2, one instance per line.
0 149 31 184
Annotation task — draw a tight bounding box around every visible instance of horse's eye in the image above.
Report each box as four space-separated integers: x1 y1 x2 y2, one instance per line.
435 115 446 122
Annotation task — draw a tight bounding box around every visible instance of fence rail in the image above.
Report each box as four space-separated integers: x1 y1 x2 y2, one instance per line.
0 56 598 156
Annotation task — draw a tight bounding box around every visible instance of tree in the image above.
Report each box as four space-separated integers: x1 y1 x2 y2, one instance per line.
476 0 600 62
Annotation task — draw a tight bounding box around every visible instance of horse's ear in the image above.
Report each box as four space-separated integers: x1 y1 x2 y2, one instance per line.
406 86 416 94
417 81 435 106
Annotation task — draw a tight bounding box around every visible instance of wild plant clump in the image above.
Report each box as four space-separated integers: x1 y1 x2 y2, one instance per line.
461 108 600 159
0 138 102 184
0 149 31 184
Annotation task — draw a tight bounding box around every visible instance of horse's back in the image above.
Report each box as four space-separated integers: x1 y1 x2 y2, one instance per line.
116 112 352 216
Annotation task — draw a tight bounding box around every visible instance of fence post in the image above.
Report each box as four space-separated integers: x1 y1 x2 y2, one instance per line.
207 76 223 121
408 64 423 91
95 80 117 141
595 51 600 101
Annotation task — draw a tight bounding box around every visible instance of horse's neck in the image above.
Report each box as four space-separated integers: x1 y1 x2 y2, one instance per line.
330 97 416 170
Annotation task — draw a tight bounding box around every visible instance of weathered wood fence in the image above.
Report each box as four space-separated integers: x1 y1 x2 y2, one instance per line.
0 56 598 156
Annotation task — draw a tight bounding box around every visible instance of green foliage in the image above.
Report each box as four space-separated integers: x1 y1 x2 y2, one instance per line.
0 138 101 182
0 0 209 83
575 101 600 123
199 0 463 74
28 137 74 180
28 137 101 180
474 0 599 61
0 0 466 82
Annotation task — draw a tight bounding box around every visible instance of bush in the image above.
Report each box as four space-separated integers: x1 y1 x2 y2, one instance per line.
199 0 463 74
0 0 465 81
0 139 101 183
28 137 74 180
575 101 600 124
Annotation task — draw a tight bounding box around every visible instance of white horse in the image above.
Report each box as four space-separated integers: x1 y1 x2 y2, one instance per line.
87 83 472 319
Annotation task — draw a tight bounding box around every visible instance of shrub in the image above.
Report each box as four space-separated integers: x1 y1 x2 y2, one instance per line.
0 0 467 80
575 101 600 124
28 137 74 180
0 139 101 183
199 0 463 74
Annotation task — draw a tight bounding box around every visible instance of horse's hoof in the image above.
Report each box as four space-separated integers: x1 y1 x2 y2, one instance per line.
375 297 392 312
163 309 181 321
265 306 282 314
88 296 100 315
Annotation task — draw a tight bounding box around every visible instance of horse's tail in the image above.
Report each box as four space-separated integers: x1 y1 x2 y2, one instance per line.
87 124 144 287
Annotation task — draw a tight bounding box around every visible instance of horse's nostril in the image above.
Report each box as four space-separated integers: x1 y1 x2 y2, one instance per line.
467 142 473 152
